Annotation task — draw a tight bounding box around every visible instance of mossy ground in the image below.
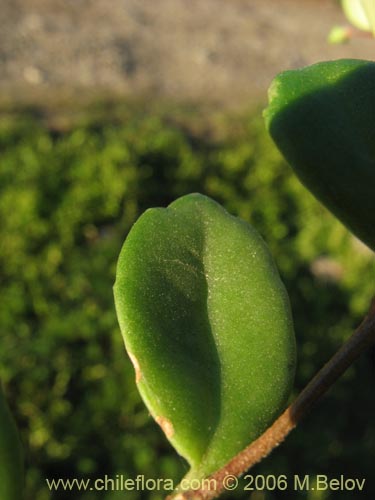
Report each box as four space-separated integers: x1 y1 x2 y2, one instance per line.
1 100 374 500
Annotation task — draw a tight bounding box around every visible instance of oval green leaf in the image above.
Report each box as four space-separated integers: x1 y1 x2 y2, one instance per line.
114 193 295 480
0 384 24 500
264 59 375 252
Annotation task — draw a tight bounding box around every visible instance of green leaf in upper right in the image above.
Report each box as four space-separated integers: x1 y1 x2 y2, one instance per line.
264 59 375 251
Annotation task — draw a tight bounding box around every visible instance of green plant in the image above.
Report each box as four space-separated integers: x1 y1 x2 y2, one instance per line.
342 0 375 34
264 59 375 251
113 59 375 500
114 193 296 484
2 101 375 499
329 0 375 43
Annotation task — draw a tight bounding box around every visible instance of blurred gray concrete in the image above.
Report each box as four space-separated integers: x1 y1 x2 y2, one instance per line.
1 0 375 105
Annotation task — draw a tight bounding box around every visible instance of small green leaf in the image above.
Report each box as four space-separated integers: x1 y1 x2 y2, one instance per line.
264 59 375 252
342 0 375 35
0 384 24 500
327 26 351 44
114 193 295 480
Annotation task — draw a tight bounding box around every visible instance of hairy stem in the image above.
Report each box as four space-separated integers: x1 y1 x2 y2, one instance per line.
168 299 375 500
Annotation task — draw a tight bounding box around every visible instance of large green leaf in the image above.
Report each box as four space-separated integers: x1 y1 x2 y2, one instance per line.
114 193 295 480
264 59 375 252
0 384 23 500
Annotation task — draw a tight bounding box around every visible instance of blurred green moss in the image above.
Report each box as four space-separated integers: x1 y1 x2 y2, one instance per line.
0 103 374 500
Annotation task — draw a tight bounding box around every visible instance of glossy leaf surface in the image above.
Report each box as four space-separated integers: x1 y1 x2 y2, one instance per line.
0 384 23 500
265 59 375 252
114 193 295 479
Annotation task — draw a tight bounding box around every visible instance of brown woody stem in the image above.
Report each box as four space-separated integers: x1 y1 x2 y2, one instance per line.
168 299 375 500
